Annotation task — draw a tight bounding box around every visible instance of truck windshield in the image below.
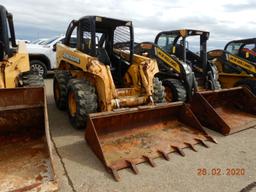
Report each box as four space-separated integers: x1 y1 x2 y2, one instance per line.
41 36 60 45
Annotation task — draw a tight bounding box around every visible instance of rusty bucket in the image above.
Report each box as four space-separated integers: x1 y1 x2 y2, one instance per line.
85 102 216 181
190 87 256 135
0 87 58 191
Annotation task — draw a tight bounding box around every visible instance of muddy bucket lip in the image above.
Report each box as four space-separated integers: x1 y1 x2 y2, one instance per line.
0 86 45 91
198 87 244 94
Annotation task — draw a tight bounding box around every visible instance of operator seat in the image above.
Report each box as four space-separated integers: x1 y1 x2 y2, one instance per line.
96 47 111 65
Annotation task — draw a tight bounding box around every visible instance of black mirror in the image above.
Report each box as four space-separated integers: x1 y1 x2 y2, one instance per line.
0 41 4 61
53 44 56 51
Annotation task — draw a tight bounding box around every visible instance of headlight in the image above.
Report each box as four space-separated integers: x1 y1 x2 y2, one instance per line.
182 62 192 74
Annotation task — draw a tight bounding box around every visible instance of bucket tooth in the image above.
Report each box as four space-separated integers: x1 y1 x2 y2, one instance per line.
111 168 121 181
126 160 139 174
195 138 209 148
171 146 185 157
205 135 218 144
143 155 156 167
158 150 170 161
184 142 197 152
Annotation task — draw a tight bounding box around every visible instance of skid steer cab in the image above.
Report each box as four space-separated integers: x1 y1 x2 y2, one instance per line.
208 38 256 95
54 16 217 181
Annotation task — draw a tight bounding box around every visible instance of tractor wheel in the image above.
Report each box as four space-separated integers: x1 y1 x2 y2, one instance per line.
22 72 44 87
53 71 71 110
67 79 98 129
30 60 48 78
235 79 256 95
162 78 187 102
152 77 166 103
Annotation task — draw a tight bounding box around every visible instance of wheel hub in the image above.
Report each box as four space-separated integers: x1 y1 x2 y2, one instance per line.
31 64 44 77
68 91 77 117
164 86 173 102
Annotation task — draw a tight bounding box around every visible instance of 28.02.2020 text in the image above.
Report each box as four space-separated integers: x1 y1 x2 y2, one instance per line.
197 168 245 176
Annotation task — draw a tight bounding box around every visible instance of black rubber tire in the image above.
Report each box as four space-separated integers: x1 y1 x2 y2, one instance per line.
213 80 221 90
207 65 221 90
53 71 71 110
152 77 166 103
22 72 44 87
67 79 98 129
208 78 221 90
235 79 256 95
162 78 187 102
30 60 48 78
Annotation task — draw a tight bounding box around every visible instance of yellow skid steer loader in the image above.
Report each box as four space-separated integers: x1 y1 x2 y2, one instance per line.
54 17 216 181
135 29 256 135
208 38 256 95
0 5 57 191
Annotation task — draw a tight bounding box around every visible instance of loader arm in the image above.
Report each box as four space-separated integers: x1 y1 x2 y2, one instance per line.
0 5 31 89
134 42 196 100
57 43 117 111
114 48 159 96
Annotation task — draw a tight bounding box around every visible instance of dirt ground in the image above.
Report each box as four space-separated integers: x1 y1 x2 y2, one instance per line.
45 79 256 192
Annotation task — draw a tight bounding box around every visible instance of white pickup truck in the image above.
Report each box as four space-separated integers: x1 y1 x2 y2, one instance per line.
27 35 76 77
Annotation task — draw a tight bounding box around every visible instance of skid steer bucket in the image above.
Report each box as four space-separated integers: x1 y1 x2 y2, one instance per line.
85 102 217 181
191 87 256 135
0 87 58 191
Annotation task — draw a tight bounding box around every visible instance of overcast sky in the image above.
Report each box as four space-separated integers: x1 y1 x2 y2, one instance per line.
1 0 256 50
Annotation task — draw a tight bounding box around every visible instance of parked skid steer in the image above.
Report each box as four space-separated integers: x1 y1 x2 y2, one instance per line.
0 5 57 191
208 38 256 95
134 30 220 102
54 17 216 181
135 29 256 135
